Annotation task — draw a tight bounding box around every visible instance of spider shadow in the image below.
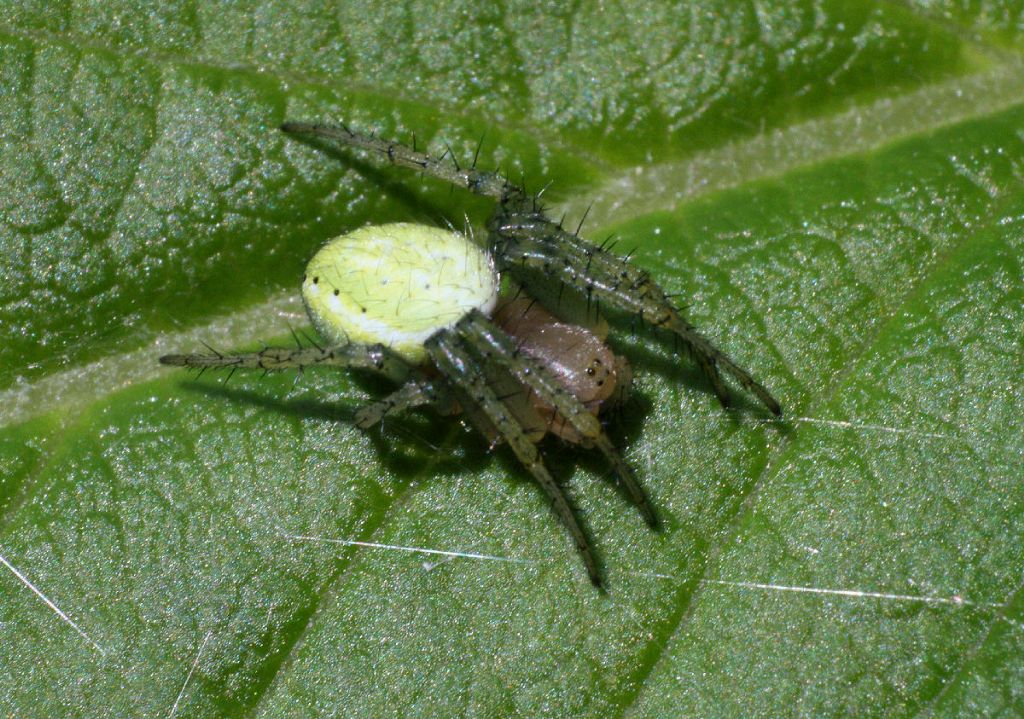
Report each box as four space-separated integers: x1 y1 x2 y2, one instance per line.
180 376 642 586
179 378 493 481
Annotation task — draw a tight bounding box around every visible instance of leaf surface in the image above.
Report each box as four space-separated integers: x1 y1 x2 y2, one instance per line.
1 2 1022 717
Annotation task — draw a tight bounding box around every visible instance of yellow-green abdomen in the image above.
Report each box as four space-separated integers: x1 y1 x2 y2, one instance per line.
301 223 499 364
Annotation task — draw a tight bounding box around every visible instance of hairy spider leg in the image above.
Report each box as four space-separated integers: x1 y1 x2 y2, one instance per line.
492 216 783 416
159 343 411 382
281 122 520 201
458 309 658 527
426 330 602 587
354 375 454 429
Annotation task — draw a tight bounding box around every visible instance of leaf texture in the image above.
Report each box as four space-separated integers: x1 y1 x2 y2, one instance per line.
1 2 1022 717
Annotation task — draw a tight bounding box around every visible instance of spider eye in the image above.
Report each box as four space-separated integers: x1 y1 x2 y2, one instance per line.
301 223 499 363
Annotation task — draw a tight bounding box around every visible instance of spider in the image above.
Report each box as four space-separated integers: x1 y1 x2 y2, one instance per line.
160 121 781 588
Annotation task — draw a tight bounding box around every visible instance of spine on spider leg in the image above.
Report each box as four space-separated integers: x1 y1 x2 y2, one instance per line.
353 376 451 429
280 121 517 200
159 344 410 381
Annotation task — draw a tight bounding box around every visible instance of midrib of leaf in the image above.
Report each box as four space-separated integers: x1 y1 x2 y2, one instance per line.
565 54 1024 230
615 178 1024 717
0 291 306 430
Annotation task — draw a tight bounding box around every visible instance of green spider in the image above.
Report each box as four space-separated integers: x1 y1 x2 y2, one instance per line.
160 122 782 588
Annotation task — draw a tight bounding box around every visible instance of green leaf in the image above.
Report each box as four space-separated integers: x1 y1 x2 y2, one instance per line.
2 2 1022 717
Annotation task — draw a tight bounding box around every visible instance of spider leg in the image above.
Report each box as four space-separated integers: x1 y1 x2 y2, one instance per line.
281 122 520 201
426 330 602 587
459 310 658 528
160 343 411 382
493 218 782 416
354 375 453 428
